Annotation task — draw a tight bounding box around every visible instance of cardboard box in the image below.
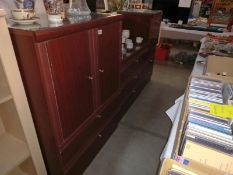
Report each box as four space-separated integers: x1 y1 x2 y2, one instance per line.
170 74 233 174
159 158 226 175
204 55 233 81
183 140 233 174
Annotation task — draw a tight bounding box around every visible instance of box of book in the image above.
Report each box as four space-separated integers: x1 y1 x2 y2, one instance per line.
159 158 226 175
204 55 233 82
172 75 233 174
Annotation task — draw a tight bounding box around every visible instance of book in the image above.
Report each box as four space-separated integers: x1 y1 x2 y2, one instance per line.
187 122 233 140
186 127 233 145
167 170 185 175
182 140 233 173
185 133 233 155
188 114 232 135
189 108 229 125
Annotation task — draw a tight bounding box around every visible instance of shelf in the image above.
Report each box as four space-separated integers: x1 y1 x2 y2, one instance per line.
0 62 12 104
0 87 12 104
8 168 28 175
0 133 30 175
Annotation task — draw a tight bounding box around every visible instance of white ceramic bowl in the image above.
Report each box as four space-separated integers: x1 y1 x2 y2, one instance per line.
122 37 126 44
122 30 130 38
126 42 133 49
11 9 35 20
48 14 63 23
126 39 133 44
136 37 143 44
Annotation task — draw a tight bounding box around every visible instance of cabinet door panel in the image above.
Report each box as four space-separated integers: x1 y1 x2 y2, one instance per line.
97 22 121 104
46 31 94 141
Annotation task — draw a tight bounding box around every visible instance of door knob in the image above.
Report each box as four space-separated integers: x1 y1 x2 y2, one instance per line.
132 90 136 94
87 76 94 80
96 115 102 119
97 29 103 35
148 59 153 63
99 69 104 73
132 75 138 79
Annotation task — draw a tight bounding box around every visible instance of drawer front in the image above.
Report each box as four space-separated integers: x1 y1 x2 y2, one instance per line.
120 48 153 88
60 117 100 172
121 59 140 87
60 95 121 173
119 57 153 119
65 120 118 175
96 94 122 125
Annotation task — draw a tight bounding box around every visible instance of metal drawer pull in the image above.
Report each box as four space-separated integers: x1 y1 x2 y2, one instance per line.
98 134 102 138
97 29 103 35
148 59 153 63
96 115 102 119
87 76 94 80
99 69 104 73
132 90 136 93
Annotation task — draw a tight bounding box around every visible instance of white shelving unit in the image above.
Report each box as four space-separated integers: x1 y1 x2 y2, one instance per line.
0 10 47 175
0 133 30 174
8 168 29 175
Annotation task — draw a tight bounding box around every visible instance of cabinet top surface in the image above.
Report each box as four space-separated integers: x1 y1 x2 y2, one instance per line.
118 9 162 15
8 13 123 32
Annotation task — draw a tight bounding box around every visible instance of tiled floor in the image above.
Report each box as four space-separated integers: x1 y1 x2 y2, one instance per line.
84 61 192 175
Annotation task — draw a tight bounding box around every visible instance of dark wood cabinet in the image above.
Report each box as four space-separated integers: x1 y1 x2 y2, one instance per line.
10 14 122 175
117 10 162 122
9 11 162 175
95 22 121 106
46 30 95 141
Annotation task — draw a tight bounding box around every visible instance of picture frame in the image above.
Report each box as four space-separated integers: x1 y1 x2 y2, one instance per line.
208 0 233 24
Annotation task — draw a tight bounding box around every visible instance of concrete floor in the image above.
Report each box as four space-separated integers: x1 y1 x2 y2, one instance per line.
84 61 192 175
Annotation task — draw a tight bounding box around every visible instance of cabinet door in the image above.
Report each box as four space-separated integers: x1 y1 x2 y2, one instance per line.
96 22 121 105
46 30 94 140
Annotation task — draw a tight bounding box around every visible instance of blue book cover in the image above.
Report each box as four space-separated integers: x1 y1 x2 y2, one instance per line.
188 116 232 135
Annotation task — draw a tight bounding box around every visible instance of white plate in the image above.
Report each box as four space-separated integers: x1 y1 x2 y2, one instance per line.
9 17 40 25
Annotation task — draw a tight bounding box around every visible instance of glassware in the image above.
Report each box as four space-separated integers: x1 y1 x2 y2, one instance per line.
66 0 91 17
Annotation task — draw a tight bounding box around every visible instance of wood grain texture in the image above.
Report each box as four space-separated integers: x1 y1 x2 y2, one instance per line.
9 12 161 175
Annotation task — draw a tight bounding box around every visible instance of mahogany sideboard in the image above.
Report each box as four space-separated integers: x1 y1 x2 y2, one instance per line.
9 10 162 175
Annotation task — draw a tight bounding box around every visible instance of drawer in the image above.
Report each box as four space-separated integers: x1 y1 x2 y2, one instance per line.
60 116 100 171
120 59 140 87
121 52 153 85
60 94 121 173
66 121 118 175
95 94 121 127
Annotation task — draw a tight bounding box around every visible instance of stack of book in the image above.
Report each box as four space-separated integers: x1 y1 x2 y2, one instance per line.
178 77 233 173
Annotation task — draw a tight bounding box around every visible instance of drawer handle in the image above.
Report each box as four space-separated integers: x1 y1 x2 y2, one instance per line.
96 115 102 119
98 134 102 138
99 69 104 73
148 59 153 63
87 76 94 80
97 29 103 35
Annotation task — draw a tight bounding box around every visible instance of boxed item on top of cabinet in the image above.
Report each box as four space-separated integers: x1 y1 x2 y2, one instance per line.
159 158 226 175
204 55 233 82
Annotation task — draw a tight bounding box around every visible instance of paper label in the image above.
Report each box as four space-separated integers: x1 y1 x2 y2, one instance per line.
210 103 233 118
178 0 192 8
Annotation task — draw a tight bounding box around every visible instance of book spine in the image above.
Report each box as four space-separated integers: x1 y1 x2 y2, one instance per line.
188 117 232 135
188 123 233 140
186 135 233 155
